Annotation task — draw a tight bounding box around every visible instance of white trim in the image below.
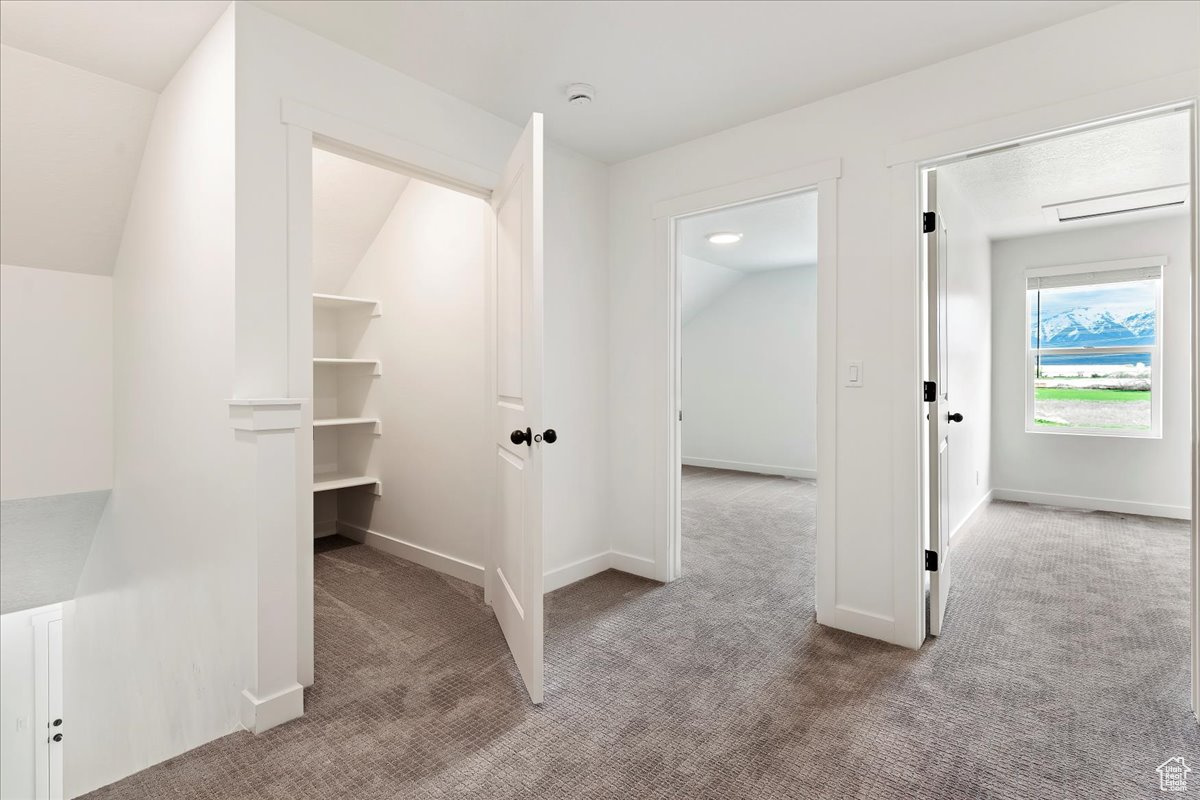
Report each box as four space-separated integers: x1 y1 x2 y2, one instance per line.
992 488 1190 521
609 550 659 581
227 399 304 432
885 71 1198 166
544 552 612 593
653 162 839 636
950 490 993 540
682 457 816 480
896 94 1198 659
239 683 304 735
280 99 498 197
337 522 485 586
1023 259 1163 439
30 604 63 800
651 159 840 220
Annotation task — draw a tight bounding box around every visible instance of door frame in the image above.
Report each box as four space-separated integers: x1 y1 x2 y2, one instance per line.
280 99 501 687
650 158 841 626
888 74 1198 715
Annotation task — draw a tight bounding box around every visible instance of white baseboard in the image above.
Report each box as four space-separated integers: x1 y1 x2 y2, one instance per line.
240 683 303 734
682 457 816 480
609 550 658 580
950 490 993 539
544 551 611 592
337 522 485 586
336 522 661 592
991 488 1190 521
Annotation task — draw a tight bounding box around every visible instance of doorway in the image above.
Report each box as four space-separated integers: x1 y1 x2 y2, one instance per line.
674 191 819 576
286 111 548 705
919 106 1195 683
653 160 839 625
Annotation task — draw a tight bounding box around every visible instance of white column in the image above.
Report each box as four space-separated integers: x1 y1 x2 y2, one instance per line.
228 398 305 733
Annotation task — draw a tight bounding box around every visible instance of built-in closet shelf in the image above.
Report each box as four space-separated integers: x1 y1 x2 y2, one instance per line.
313 357 382 375
312 293 381 316
314 417 382 434
313 473 382 495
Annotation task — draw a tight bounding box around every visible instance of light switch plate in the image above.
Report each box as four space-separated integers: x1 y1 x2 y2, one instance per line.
846 360 863 388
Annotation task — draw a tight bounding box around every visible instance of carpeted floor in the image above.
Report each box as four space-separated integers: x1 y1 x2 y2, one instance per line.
85 467 1196 799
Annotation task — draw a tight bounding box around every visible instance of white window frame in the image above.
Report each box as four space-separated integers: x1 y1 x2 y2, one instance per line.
1024 256 1166 438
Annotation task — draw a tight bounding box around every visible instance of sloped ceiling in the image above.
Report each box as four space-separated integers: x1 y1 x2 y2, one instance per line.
0 0 228 275
938 111 1190 241
312 148 409 294
680 191 818 321
0 45 157 275
0 0 229 91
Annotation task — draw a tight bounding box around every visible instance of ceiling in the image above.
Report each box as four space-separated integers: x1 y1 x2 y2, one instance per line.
0 0 228 275
0 44 157 275
312 148 408 294
679 191 817 272
680 190 817 322
253 0 1115 163
939 111 1191 241
0 0 229 91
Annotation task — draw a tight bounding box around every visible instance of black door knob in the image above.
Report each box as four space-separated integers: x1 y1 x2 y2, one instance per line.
52 733 63 743
541 429 557 444
947 412 964 423
510 428 532 446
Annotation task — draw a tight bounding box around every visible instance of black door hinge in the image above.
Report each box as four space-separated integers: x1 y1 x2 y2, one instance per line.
925 549 939 571
922 211 936 233
923 381 936 402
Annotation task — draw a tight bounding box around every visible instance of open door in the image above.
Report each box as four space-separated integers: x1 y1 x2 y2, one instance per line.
925 169 952 637
487 113 545 702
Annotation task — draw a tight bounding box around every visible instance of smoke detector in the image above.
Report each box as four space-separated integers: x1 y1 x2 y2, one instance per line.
566 83 595 106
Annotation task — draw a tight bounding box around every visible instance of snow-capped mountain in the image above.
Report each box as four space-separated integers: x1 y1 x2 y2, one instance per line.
1036 308 1156 347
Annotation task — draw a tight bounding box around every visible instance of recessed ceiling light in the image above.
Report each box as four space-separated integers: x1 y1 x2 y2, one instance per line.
706 232 743 245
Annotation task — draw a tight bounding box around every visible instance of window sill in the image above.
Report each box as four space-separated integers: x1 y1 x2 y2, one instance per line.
1025 426 1161 440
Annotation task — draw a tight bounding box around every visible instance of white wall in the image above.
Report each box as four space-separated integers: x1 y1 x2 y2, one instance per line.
682 265 816 478
606 1 1199 644
0 265 112 501
234 4 613 583
936 175 993 536
681 255 742 323
991 216 1191 518
331 179 491 570
64 8 243 796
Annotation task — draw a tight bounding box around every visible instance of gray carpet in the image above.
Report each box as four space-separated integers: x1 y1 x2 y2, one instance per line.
85 467 1197 799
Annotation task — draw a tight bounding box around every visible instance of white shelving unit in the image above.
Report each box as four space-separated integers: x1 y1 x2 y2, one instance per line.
312 292 381 315
312 293 382 513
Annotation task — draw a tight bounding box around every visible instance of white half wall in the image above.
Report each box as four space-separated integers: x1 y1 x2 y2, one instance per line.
990 216 1191 519
64 8 244 796
682 265 816 478
606 0 1199 645
936 174 993 536
0 265 112 501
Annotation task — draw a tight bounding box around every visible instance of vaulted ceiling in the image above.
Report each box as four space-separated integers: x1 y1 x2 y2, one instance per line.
0 1 228 275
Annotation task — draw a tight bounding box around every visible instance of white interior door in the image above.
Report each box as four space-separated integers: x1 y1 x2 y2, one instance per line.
926 169 952 637
487 113 545 703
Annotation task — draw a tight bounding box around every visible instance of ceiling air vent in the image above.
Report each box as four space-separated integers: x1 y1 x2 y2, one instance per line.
1043 184 1188 224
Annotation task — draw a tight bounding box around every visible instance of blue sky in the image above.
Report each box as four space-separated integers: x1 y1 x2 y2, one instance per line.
1036 280 1156 320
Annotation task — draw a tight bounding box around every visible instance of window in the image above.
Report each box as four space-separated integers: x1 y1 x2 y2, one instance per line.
1026 258 1164 437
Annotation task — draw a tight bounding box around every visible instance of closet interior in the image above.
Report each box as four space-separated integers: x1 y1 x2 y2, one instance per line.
309 146 491 574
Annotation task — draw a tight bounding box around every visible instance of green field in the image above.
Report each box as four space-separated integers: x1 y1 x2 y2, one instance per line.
1034 387 1149 403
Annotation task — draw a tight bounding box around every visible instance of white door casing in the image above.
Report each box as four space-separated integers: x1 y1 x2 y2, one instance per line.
925 169 951 637
487 113 545 704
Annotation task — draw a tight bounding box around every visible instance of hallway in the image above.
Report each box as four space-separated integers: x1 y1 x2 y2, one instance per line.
86 469 1196 799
